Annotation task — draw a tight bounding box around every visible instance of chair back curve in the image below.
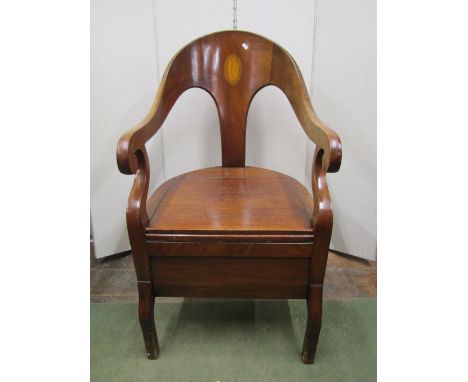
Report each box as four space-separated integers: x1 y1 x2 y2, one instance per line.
156 30 311 167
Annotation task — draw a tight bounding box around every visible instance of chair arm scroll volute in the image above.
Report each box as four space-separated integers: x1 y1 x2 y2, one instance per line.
126 147 150 227
309 147 336 285
123 147 152 280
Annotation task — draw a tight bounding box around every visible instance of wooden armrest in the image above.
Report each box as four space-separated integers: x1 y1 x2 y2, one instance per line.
280 86 342 174
270 46 342 173
116 127 144 175
117 67 174 175
116 102 164 175
299 107 342 173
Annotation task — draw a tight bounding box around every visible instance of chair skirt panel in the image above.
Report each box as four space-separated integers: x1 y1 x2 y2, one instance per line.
150 256 310 299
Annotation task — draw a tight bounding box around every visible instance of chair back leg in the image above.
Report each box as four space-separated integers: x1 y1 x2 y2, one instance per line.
138 281 159 360
301 284 323 363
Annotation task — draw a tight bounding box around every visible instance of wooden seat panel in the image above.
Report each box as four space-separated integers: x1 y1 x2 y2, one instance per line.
145 166 314 241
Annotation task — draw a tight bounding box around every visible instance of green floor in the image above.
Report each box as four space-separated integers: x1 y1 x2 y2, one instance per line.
91 298 376 382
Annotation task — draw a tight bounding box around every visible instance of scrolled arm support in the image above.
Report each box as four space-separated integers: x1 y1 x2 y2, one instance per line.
117 129 144 175
125 147 152 280
307 118 342 174
126 147 150 226
310 148 334 284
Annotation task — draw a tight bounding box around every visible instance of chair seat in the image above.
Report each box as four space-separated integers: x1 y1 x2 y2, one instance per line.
145 166 314 243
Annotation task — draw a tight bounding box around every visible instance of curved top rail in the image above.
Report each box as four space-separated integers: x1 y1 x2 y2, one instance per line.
117 30 341 174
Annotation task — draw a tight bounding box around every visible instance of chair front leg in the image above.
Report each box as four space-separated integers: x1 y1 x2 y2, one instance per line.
302 147 333 364
138 281 159 360
302 284 323 363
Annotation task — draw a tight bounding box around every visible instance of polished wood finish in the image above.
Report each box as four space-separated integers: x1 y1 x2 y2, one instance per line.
151 257 309 299
116 31 342 363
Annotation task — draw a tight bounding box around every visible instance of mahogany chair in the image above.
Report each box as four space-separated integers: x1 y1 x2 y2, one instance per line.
117 31 341 364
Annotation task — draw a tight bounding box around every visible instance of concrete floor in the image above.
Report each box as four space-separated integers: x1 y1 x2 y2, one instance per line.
91 250 376 303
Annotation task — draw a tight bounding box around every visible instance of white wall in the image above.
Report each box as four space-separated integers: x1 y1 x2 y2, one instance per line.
91 0 161 258
91 0 376 260
312 0 377 260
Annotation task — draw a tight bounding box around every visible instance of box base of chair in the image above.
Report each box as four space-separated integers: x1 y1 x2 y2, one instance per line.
150 256 309 299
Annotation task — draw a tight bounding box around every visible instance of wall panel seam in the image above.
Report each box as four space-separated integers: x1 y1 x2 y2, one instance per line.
305 0 320 188
152 0 167 182
233 0 238 30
